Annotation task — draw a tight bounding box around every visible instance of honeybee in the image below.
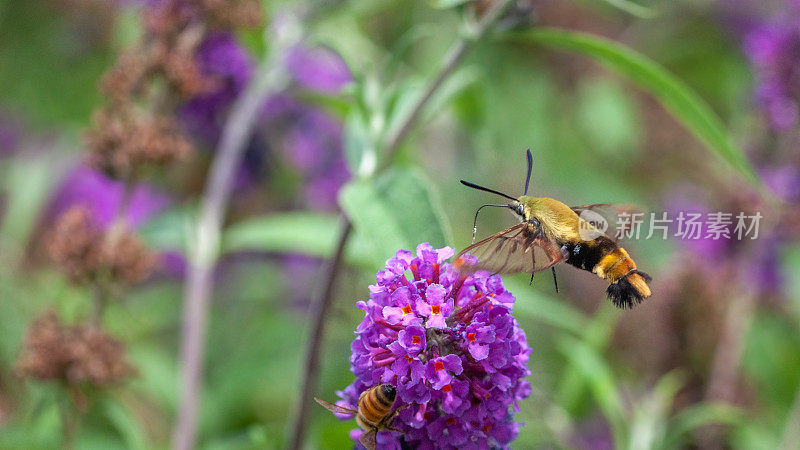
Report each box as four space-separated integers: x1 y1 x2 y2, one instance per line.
456 149 652 308
315 384 405 450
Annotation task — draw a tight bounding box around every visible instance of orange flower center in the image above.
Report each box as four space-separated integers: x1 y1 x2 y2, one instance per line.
467 332 476 342
401 305 413 315
434 361 445 371
411 336 421 345
442 383 452 393
431 304 441 314
446 418 457 426
483 424 491 433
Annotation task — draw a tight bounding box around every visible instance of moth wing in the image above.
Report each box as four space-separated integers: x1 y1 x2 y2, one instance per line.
570 203 613 214
456 223 566 275
571 203 644 242
314 398 358 416
358 430 377 450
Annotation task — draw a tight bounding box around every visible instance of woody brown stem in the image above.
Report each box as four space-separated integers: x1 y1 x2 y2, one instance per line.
92 176 136 324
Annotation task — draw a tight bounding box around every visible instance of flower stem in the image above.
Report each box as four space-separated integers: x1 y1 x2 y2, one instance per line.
700 291 756 447
780 380 800 450
93 174 136 324
286 2 516 448
172 19 294 450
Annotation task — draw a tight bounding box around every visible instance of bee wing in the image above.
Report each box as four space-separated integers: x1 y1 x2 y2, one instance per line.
456 223 566 275
358 430 377 450
314 398 358 416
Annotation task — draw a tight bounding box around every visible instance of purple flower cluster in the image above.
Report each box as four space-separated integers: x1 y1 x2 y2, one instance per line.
261 94 349 209
261 44 352 209
178 36 351 204
47 165 169 230
743 3 800 130
337 244 532 449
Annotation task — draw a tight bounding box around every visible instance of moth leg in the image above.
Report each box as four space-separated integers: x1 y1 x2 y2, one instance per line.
529 272 535 286
551 267 559 293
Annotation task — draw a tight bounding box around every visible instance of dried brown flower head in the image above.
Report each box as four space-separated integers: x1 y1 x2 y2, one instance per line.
102 224 158 285
85 106 192 179
46 206 104 283
199 0 264 30
16 310 136 386
47 206 158 285
87 0 263 181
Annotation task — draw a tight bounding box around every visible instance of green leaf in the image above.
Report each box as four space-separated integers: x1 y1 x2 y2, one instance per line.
507 28 759 186
422 67 480 123
138 207 192 252
628 371 685 450
339 180 407 263
339 167 452 263
427 0 470 9
593 0 659 19
576 78 640 158
557 306 620 419
221 212 341 257
102 398 148 450
0 155 61 250
293 89 353 120
661 404 741 450
558 335 627 448
504 278 589 334
344 110 378 178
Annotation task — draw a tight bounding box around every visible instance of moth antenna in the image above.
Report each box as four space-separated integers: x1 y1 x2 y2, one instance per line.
529 272 534 286
551 267 559 293
460 180 518 202
524 148 533 195
472 204 510 243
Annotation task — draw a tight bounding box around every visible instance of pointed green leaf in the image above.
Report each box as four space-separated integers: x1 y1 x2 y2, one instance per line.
221 212 341 257
507 28 759 186
339 167 452 263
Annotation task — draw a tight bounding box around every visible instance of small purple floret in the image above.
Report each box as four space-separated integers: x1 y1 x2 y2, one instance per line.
337 243 531 449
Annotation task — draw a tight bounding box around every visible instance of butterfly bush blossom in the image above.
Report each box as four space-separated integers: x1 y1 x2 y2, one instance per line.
336 244 531 449
743 3 800 130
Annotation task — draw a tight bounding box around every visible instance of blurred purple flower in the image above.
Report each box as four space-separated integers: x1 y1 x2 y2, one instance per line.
750 235 785 295
569 416 614 450
118 0 165 6
665 197 732 262
0 109 21 155
260 94 350 210
286 45 352 94
760 165 800 202
743 11 800 130
283 253 324 308
47 165 169 229
179 32 253 144
337 244 531 449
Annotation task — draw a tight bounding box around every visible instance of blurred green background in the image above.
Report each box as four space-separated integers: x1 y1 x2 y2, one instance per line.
1 0 799 448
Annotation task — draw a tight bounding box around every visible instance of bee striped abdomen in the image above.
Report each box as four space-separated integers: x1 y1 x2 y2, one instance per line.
357 384 396 427
562 236 651 309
